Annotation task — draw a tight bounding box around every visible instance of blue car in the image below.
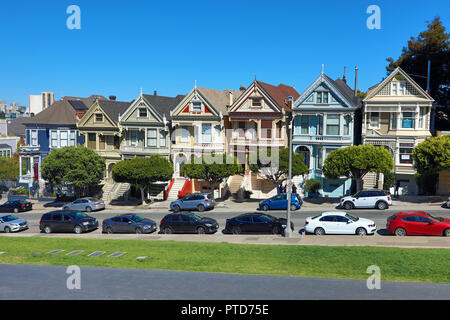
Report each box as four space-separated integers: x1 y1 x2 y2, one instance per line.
258 193 303 211
170 193 215 212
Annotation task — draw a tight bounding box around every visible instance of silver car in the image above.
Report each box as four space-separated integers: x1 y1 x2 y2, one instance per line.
0 214 28 233
62 198 105 212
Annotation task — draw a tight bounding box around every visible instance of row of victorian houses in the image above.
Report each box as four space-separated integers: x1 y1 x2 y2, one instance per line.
17 67 438 201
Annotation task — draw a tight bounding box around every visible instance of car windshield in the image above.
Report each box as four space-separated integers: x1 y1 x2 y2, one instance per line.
345 213 359 222
131 215 144 222
18 200 28 204
351 192 360 198
426 213 443 222
69 212 89 220
189 213 204 221
86 198 100 202
1 215 18 222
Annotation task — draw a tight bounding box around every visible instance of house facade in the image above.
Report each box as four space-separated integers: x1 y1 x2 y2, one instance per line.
226 80 299 199
362 67 434 195
292 73 361 197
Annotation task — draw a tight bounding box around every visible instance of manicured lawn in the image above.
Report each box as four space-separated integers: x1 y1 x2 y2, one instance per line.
0 237 449 284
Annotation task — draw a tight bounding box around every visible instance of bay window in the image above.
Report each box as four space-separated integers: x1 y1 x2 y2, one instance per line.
343 115 351 136
147 129 157 147
326 115 340 135
159 131 166 147
50 131 58 148
369 112 380 128
300 115 309 134
202 124 212 143
402 112 415 129
30 130 38 146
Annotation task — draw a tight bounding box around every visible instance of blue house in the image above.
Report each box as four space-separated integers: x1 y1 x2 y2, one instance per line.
18 95 104 195
292 72 361 197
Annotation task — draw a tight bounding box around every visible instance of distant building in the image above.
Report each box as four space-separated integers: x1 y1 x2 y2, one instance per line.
29 92 54 115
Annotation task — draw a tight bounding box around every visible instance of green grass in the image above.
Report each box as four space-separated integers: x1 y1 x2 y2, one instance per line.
0 237 449 284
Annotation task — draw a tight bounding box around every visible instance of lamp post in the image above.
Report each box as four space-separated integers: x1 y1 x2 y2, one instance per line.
285 114 294 237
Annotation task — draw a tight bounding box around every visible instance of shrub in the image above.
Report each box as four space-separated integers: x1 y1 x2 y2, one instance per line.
9 186 28 195
305 179 321 194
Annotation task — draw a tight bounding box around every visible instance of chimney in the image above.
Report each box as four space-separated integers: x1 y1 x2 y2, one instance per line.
239 85 246 91
154 90 157 96
354 66 358 96
109 95 116 101
343 67 347 83
228 90 234 107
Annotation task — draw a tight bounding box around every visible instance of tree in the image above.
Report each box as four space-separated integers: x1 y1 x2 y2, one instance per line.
322 144 394 192
386 17 450 129
0 157 19 180
412 135 450 175
180 153 243 196
248 148 308 192
112 155 173 203
41 146 105 197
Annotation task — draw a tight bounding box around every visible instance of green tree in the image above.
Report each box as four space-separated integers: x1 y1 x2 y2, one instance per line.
386 17 450 129
323 145 394 192
248 148 308 192
181 153 243 197
112 155 173 203
0 157 19 180
41 146 105 197
412 135 450 175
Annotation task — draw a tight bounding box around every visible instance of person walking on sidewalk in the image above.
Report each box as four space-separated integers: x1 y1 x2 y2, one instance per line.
292 183 297 194
394 180 400 198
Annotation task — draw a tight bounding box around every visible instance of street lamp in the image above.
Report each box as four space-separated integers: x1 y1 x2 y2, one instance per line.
285 114 294 237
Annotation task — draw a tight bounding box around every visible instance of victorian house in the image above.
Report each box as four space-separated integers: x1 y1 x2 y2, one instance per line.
362 67 434 195
225 80 299 199
168 85 241 199
292 72 361 197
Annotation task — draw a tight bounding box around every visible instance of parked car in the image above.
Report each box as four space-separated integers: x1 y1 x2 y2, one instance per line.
225 213 294 235
340 189 392 210
386 211 450 237
170 193 215 212
160 213 219 234
39 210 99 234
102 214 157 234
0 214 28 233
259 193 303 211
304 212 377 236
0 200 32 213
444 197 450 208
62 198 105 212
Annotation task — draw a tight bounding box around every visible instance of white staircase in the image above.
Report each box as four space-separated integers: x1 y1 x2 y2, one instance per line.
227 175 244 194
102 182 116 203
363 172 378 190
167 178 186 200
113 183 131 201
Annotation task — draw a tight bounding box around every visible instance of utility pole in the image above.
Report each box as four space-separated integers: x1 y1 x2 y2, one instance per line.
285 114 294 237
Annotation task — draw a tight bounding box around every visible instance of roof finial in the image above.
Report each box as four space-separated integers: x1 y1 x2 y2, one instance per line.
195 80 197 89
140 87 143 96
322 64 324 74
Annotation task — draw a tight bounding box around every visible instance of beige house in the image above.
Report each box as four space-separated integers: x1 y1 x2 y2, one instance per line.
362 67 434 195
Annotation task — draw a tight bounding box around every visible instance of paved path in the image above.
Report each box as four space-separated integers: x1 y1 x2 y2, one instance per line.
0 264 449 300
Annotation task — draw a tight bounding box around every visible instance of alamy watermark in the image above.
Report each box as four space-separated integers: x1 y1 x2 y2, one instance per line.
366 5 381 30
66 5 81 30
366 265 381 290
66 265 81 290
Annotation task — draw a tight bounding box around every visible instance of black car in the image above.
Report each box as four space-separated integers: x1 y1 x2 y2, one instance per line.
225 213 294 235
160 213 219 234
39 210 98 234
102 214 157 234
0 200 32 213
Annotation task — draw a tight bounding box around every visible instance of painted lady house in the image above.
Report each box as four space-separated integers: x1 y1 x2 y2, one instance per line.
225 80 299 199
292 70 361 197
362 67 434 195
168 85 241 199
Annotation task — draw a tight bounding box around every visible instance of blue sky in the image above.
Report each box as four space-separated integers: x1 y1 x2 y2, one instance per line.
0 0 448 106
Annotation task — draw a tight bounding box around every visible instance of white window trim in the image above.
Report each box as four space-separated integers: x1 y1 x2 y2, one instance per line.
368 112 380 129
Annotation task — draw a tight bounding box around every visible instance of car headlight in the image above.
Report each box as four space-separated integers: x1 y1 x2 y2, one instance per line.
281 224 287 227
82 222 89 226
204 223 212 227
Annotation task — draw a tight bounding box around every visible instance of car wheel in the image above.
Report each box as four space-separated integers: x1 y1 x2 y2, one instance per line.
197 227 206 234
135 228 143 234
343 202 354 210
314 227 325 235
262 205 269 211
197 204 205 212
395 227 407 236
74 225 83 234
163 227 173 234
232 226 241 235
4 226 11 233
356 227 367 236
105 227 113 234
63 206 69 211
43 226 51 234
173 205 180 212
290 204 297 211
376 201 387 210
13 208 19 213
85 207 92 213
443 229 450 237
272 226 281 235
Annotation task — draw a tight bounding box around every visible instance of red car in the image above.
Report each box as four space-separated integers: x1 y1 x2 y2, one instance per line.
387 211 450 237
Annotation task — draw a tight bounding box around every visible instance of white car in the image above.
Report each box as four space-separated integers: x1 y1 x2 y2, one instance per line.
304 212 377 236
445 198 450 208
340 189 392 210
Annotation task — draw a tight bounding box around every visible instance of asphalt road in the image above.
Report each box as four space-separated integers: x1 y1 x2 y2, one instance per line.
0 264 449 300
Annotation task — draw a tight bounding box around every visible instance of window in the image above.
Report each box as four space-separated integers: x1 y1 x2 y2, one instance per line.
418 107 427 129
399 147 413 164
214 125 221 142
402 112 415 129
316 92 328 104
192 102 201 113
369 112 380 128
69 131 76 146
51 131 58 148
114 135 120 149
336 216 349 223
181 126 190 142
30 130 38 146
88 133 96 149
130 130 138 146
276 121 282 138
95 113 103 122
251 98 262 107
392 81 406 96
343 115 351 135
300 115 309 134
202 124 212 143
261 120 272 138
317 148 323 169
320 216 337 222
60 131 68 147
318 115 323 135
326 115 340 135
99 135 105 149
139 108 147 118
390 113 398 130
159 131 166 147
147 129 157 147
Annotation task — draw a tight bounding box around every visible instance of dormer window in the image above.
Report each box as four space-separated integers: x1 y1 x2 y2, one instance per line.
139 108 147 118
95 113 103 122
391 81 406 96
192 102 202 113
251 98 262 107
316 92 328 104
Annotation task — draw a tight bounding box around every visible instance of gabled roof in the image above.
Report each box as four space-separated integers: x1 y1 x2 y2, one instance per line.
256 81 300 112
97 100 131 122
6 118 26 137
197 87 243 114
142 94 185 119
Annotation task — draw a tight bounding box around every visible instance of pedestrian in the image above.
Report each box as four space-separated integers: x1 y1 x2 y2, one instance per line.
394 180 400 198
283 184 287 194
292 183 297 194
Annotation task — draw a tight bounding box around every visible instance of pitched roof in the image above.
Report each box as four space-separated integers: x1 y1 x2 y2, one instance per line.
256 81 300 111
6 118 26 137
97 100 132 122
332 78 361 108
142 94 185 119
196 87 243 114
